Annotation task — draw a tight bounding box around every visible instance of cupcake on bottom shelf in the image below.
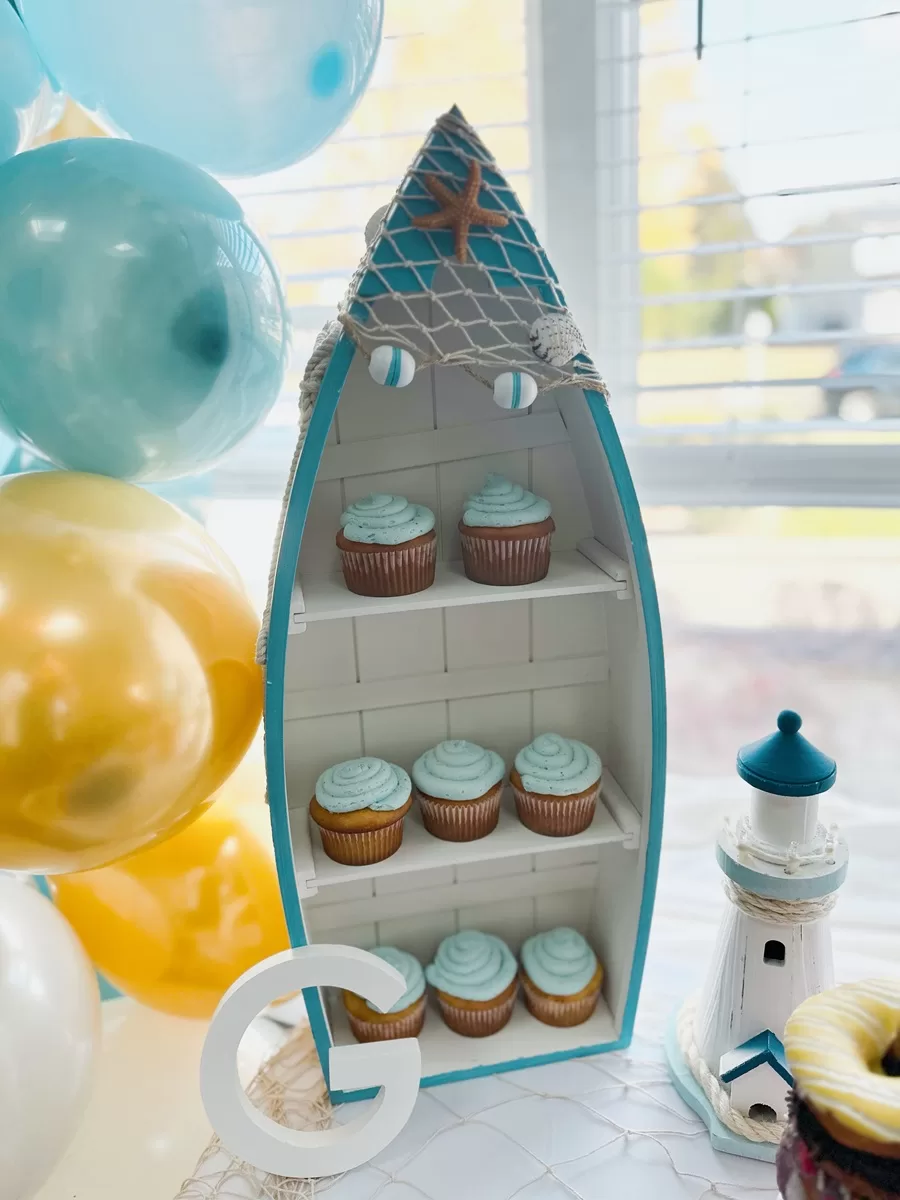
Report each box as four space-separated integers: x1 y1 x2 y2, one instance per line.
412 740 505 842
337 493 436 597
425 930 518 1038
343 947 427 1042
520 927 603 1027
458 474 554 586
511 733 602 836
309 758 413 866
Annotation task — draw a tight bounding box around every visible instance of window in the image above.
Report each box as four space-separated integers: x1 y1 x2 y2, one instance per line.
763 940 786 966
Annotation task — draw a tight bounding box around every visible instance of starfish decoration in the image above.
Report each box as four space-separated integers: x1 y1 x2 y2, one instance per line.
411 159 509 262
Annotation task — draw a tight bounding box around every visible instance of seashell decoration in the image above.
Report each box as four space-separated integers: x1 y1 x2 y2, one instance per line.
529 312 584 368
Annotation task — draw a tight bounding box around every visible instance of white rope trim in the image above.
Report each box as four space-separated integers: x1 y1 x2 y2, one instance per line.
723 877 837 924
256 318 343 666
676 994 786 1145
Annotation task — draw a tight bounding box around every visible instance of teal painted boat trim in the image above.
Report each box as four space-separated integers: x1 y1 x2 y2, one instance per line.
582 389 666 1050
266 365 666 1103
264 333 357 1091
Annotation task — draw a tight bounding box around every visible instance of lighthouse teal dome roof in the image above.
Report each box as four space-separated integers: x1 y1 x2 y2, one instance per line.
736 710 836 797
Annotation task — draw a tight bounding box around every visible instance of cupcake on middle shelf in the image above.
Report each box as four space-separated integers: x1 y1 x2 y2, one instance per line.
411 739 506 842
520 927 604 1027
458 473 555 585
511 732 603 836
337 492 436 596
310 757 413 866
426 930 519 1037
343 946 427 1042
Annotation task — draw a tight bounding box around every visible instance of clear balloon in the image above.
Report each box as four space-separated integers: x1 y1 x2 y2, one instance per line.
0 876 100 1200
0 470 263 874
50 763 289 1019
0 0 58 162
0 137 290 481
19 0 384 178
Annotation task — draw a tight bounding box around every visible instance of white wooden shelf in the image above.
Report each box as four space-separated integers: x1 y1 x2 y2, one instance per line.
290 549 626 630
295 772 640 900
325 989 617 1079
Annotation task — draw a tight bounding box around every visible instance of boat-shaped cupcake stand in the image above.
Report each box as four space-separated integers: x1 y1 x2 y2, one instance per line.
261 108 666 1102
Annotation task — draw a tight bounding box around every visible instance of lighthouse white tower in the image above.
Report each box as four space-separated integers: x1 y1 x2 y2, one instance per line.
666 710 847 1160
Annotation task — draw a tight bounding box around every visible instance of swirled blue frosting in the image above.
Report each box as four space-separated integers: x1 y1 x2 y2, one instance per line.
521 927 598 996
340 494 435 544
461 474 552 529
514 733 602 796
425 930 517 1001
366 947 426 1013
411 740 505 801
315 758 411 813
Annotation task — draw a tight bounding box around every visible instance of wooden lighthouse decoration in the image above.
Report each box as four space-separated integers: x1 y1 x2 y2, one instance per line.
666 710 847 1162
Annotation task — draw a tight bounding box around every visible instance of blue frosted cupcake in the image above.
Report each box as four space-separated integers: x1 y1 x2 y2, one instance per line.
458 474 554 586
337 493 436 596
520 928 603 1027
511 733 602 836
412 740 505 842
343 947 427 1042
310 757 413 865
426 930 519 1037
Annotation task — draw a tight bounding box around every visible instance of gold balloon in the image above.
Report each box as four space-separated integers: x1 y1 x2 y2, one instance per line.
0 471 262 873
50 765 288 1019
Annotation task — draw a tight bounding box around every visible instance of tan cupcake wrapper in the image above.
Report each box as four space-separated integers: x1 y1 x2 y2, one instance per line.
512 781 599 837
339 534 436 597
435 983 519 1038
459 528 553 586
417 785 502 842
346 994 427 1043
315 815 407 865
520 973 602 1027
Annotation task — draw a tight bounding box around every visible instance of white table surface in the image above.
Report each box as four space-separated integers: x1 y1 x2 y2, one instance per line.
37 773 899 1200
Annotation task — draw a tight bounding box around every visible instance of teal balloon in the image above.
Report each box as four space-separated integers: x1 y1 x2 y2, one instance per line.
0 0 56 163
0 138 290 481
19 0 383 177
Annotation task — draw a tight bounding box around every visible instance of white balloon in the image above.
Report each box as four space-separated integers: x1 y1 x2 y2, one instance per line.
0 876 100 1200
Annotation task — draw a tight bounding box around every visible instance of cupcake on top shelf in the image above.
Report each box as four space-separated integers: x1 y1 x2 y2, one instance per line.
458 474 554 586
309 757 413 866
511 733 602 836
426 930 518 1038
520 927 604 1027
343 946 427 1042
412 739 505 842
337 493 436 596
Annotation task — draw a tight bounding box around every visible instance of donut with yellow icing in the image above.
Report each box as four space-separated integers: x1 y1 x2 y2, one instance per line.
785 978 900 1148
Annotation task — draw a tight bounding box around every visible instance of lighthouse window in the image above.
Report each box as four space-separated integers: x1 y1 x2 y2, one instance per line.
764 940 786 966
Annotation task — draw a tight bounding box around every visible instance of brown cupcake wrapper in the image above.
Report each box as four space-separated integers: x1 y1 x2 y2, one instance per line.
347 995 427 1042
459 530 552 586
417 788 502 842
316 816 406 865
521 973 601 1027
512 781 599 837
339 536 436 597
435 985 519 1038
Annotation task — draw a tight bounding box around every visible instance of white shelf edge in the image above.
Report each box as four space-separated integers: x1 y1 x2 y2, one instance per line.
290 550 626 630
295 770 637 896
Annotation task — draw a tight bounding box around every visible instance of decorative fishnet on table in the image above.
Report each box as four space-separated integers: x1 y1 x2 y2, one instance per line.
176 1020 777 1200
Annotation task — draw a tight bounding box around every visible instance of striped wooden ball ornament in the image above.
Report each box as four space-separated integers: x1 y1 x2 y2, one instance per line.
493 370 538 411
368 344 416 388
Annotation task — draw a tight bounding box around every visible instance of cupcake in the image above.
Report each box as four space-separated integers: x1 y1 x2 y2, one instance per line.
520 928 603 1027
337 493 436 597
309 757 413 866
425 930 518 1037
511 733 602 836
458 474 554 586
412 739 505 842
343 946 427 1042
